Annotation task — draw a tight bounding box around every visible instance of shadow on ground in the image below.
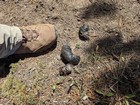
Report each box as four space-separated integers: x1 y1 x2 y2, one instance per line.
0 42 57 78
85 29 140 59
81 0 117 19
93 56 140 104
84 30 140 104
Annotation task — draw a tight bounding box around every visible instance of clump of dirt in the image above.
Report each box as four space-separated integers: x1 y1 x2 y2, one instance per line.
0 0 140 105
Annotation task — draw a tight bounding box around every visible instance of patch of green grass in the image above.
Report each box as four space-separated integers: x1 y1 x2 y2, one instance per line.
37 61 46 70
1 74 27 104
0 64 41 105
87 53 103 62
95 89 114 97
1 75 14 96
10 63 18 73
75 44 81 49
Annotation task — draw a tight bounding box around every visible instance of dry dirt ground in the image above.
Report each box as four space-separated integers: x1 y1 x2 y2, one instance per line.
0 0 140 105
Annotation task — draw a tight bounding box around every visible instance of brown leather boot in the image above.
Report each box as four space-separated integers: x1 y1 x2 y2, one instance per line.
15 24 57 54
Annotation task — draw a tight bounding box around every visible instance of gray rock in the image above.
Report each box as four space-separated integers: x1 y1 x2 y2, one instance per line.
79 24 90 41
61 44 80 65
59 64 73 76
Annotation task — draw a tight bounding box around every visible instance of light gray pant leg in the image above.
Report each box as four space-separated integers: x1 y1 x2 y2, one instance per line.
0 24 22 59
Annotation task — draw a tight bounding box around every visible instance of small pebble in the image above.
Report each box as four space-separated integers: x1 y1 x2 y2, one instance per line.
82 95 88 100
79 24 90 41
59 64 73 76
